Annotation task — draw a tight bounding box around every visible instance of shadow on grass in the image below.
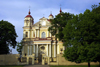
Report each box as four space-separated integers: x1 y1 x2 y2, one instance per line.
0 65 24 67
50 65 100 67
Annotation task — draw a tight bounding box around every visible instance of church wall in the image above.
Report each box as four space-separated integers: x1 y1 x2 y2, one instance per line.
57 54 99 65
30 31 31 38
59 44 64 54
24 45 27 56
0 54 20 65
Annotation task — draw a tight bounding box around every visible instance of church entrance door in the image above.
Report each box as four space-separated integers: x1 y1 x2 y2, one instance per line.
38 45 45 64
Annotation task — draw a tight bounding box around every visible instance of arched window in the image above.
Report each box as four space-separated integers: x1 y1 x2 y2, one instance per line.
42 32 46 38
26 32 28 37
26 20 28 26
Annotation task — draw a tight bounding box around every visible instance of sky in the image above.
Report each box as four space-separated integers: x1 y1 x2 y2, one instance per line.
0 0 99 54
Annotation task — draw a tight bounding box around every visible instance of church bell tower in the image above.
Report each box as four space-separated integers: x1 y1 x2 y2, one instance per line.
24 9 34 27
23 9 34 38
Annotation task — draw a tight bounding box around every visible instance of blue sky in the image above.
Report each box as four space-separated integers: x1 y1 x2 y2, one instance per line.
0 0 99 54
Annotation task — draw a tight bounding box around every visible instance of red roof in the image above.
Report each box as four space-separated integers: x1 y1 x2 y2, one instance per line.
49 14 53 17
25 15 33 18
25 9 33 18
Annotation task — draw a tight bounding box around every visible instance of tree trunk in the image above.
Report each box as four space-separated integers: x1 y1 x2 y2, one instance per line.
88 62 90 67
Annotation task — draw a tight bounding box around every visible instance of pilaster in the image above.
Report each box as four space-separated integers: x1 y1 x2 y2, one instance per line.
49 44 51 57
47 44 48 56
54 44 56 57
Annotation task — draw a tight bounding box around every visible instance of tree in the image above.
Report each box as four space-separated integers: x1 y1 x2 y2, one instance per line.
16 41 23 55
91 3 100 64
63 4 100 67
0 20 17 54
48 12 74 41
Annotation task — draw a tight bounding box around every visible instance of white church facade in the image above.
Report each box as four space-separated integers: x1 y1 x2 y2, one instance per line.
21 8 66 65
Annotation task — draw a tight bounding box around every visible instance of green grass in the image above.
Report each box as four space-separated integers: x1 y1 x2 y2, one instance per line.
0 65 24 67
50 65 100 67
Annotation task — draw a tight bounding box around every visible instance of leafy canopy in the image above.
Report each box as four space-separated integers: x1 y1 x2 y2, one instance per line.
63 3 100 67
0 20 17 54
48 12 74 41
16 41 23 55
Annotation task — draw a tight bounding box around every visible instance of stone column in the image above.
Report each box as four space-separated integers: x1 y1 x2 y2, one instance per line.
30 46 32 55
35 30 36 37
23 32 25 38
22 46 24 56
47 31 48 37
47 44 48 56
50 33 51 37
38 30 39 37
54 44 56 57
48 32 50 37
33 44 34 53
27 46 29 56
57 45 59 54
49 44 51 57
34 44 35 53
32 31 33 37
37 44 38 57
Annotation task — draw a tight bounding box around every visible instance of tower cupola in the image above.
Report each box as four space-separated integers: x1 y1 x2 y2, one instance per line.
25 9 33 18
24 9 34 26
48 12 54 19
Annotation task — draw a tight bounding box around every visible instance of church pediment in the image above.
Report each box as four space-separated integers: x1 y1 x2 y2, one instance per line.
39 17 47 20
32 17 50 27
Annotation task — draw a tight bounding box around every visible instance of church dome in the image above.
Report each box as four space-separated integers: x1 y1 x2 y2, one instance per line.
48 13 54 19
25 9 33 18
49 13 53 17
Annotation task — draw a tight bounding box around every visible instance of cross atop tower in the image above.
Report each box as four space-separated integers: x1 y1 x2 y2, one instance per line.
43 14 44 17
28 6 31 15
60 4 62 13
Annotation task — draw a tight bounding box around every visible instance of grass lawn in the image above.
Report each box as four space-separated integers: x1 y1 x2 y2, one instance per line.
50 65 100 67
0 65 24 67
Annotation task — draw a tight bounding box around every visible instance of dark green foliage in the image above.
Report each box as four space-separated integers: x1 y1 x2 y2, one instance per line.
48 12 74 41
0 20 17 54
63 3 100 67
0 65 24 67
16 41 22 55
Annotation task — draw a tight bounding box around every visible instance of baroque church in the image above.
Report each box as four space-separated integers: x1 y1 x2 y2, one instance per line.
21 8 65 65
21 8 99 65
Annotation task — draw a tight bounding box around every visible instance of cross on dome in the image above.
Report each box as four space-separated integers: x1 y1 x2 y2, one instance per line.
60 4 62 13
28 9 31 15
60 7 62 13
49 11 53 16
25 9 33 18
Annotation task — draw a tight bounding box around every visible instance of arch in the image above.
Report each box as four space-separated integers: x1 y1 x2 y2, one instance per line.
42 32 46 38
26 32 28 37
26 20 28 26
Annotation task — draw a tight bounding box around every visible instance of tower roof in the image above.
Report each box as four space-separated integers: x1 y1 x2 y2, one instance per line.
60 7 62 13
49 13 53 17
48 12 54 19
25 9 33 18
